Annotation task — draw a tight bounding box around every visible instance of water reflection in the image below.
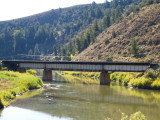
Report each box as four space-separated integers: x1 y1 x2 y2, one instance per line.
0 106 72 120
0 72 160 120
1 83 158 120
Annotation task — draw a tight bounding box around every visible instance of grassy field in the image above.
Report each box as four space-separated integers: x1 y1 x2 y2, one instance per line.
0 70 43 109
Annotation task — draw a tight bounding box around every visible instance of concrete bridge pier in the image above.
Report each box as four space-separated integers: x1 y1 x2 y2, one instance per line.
100 71 110 85
18 68 26 73
43 69 52 81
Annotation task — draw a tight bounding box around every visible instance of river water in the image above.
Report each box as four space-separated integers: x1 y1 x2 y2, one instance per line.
0 74 160 120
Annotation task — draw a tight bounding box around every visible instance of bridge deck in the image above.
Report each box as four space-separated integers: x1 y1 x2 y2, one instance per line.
1 60 150 65
2 60 151 72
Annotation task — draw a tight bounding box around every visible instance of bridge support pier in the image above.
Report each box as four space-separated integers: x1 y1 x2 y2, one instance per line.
18 68 26 73
100 71 110 85
43 69 52 81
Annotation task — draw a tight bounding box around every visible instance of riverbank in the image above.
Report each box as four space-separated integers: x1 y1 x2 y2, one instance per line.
0 70 43 109
58 71 99 84
111 69 160 90
60 69 160 90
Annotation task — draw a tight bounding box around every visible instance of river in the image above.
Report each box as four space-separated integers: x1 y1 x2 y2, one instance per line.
0 73 160 120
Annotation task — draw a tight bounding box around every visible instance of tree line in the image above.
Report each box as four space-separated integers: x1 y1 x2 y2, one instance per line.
0 0 159 60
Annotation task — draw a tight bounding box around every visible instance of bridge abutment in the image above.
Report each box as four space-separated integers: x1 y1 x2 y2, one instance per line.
43 69 52 81
100 71 110 85
18 68 26 73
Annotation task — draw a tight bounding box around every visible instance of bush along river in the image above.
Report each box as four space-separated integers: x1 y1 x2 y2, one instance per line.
0 70 160 120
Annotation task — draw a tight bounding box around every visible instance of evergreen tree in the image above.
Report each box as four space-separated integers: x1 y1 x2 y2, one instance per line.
105 0 110 8
89 29 95 43
95 7 103 18
92 19 100 37
111 0 118 8
34 44 41 55
115 6 122 20
130 39 139 56
0 0 154 59
111 9 116 23
102 14 110 29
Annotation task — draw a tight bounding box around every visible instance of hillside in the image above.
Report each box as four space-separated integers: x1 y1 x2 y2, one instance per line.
0 3 105 59
74 4 160 63
0 0 159 62
0 0 142 60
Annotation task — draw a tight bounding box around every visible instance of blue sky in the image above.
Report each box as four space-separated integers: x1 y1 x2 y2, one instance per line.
0 0 107 21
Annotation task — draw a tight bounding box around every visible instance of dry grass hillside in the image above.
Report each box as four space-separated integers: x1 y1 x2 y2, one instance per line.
74 4 160 63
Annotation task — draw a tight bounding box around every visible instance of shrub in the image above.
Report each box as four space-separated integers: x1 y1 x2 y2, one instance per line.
106 57 113 62
110 73 119 81
144 69 159 80
129 111 147 120
106 111 147 120
151 79 160 89
128 77 152 88
112 31 116 38
27 69 37 76
1 67 8 71
121 111 147 120
123 74 133 85
105 39 110 45
111 69 160 89
110 73 130 84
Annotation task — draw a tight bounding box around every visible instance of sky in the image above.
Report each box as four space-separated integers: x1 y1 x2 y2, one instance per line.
0 0 106 21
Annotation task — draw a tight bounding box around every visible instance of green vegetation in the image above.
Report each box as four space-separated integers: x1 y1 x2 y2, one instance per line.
0 64 8 71
106 57 113 62
62 71 100 78
121 111 147 120
140 0 160 7
74 3 160 63
0 0 157 60
105 111 147 120
130 39 139 56
0 71 43 108
59 71 99 84
112 30 116 38
111 69 160 89
60 69 160 90
105 38 110 45
26 69 37 76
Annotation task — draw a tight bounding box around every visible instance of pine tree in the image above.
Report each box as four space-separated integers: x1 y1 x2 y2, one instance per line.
92 19 99 37
34 44 41 55
105 0 110 8
95 7 103 18
115 6 122 20
102 14 110 29
130 39 139 56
